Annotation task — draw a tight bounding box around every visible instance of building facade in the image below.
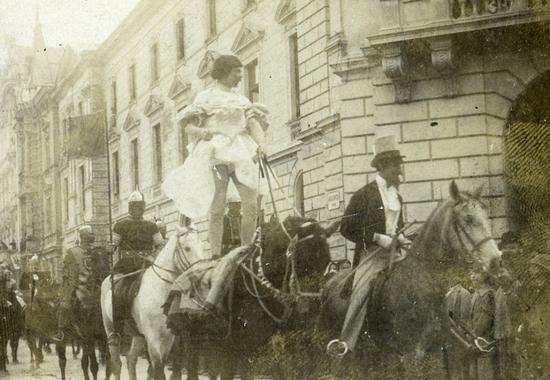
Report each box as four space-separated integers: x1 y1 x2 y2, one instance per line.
2 0 548 270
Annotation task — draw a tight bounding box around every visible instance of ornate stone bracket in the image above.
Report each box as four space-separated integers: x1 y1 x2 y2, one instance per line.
381 45 411 103
430 37 456 97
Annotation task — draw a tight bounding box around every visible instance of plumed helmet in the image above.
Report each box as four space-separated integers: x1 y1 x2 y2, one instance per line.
128 190 145 204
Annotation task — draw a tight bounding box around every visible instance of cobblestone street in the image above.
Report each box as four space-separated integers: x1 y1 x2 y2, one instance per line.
2 340 212 379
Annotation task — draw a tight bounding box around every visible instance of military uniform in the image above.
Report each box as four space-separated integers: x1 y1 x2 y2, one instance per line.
111 192 162 338
56 241 107 340
112 218 161 274
221 213 241 257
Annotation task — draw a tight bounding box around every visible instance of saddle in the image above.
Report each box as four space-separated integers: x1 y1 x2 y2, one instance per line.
112 271 145 333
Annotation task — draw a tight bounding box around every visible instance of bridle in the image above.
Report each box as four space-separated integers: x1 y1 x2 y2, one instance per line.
239 225 325 325
149 227 201 284
450 208 494 260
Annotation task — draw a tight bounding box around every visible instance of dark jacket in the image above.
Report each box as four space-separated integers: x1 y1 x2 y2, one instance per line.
340 181 403 265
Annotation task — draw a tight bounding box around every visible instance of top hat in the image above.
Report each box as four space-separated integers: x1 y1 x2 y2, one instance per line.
371 135 405 169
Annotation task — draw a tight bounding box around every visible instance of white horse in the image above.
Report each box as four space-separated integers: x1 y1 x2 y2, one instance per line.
101 225 206 380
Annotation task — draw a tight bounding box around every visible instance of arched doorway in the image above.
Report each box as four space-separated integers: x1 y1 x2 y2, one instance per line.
505 72 550 254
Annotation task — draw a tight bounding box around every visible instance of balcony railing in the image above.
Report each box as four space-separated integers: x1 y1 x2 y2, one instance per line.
450 0 546 19
367 0 550 46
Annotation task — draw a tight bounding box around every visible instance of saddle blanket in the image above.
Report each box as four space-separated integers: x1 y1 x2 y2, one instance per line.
163 246 252 338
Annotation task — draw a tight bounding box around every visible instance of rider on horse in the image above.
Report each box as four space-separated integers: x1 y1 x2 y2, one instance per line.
328 135 412 356
54 225 105 342
110 190 163 343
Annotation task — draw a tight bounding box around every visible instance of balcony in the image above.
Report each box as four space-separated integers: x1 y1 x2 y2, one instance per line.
366 0 550 47
362 1 550 102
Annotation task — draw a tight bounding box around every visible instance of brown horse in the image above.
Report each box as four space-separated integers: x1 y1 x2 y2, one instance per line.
321 181 505 378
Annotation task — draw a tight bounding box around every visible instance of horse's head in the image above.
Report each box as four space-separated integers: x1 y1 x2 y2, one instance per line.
447 181 503 275
413 181 503 277
172 224 207 270
262 216 338 289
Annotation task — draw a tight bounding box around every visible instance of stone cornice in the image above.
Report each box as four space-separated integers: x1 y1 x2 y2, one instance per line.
267 141 302 163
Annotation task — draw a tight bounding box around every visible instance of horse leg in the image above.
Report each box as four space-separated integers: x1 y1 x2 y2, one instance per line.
56 342 67 380
126 336 145 380
183 344 200 380
81 343 91 380
88 342 99 380
10 333 19 363
167 337 182 380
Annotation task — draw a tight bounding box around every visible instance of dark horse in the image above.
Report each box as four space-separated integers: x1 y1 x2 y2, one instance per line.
320 181 505 379
177 215 339 380
23 253 111 380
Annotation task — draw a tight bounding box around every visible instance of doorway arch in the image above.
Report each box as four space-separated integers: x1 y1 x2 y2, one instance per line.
504 71 550 253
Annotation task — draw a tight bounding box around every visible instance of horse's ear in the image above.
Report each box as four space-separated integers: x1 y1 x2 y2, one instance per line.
324 220 341 238
449 180 461 202
473 184 484 199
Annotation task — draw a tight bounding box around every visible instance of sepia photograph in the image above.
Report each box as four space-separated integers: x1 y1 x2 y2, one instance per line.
0 0 549 379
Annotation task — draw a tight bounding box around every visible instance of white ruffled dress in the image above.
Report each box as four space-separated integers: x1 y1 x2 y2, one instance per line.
162 87 269 219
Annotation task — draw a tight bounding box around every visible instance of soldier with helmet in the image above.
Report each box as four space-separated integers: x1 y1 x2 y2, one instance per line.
54 225 106 342
110 190 163 342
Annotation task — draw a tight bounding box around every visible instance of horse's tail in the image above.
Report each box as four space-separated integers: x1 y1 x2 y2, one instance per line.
100 277 114 339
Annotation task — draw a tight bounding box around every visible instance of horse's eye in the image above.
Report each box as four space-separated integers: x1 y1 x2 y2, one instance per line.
184 246 191 252
465 215 474 226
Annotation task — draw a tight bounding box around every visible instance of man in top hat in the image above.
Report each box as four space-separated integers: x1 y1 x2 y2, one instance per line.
328 135 411 356
220 195 242 258
54 225 101 342
110 190 163 342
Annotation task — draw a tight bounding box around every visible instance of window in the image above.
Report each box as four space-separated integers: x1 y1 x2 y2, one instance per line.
179 120 189 163
79 165 86 211
111 80 117 115
150 43 159 84
129 64 137 100
208 0 217 37
176 18 185 61
245 59 259 102
78 102 83 116
289 33 301 119
64 177 69 221
294 171 305 216
112 151 120 197
131 138 140 190
153 124 163 183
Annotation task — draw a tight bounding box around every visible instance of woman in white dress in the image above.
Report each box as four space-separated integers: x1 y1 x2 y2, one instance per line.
162 55 268 258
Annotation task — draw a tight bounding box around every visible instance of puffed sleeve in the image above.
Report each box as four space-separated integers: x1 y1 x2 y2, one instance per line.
246 103 270 131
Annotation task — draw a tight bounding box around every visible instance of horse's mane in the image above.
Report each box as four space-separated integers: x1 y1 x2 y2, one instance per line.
410 199 456 261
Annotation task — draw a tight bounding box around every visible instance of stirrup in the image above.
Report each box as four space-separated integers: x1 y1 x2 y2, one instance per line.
52 331 64 343
326 339 349 358
107 332 121 346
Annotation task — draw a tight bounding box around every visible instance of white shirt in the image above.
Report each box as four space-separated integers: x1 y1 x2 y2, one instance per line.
375 174 401 236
